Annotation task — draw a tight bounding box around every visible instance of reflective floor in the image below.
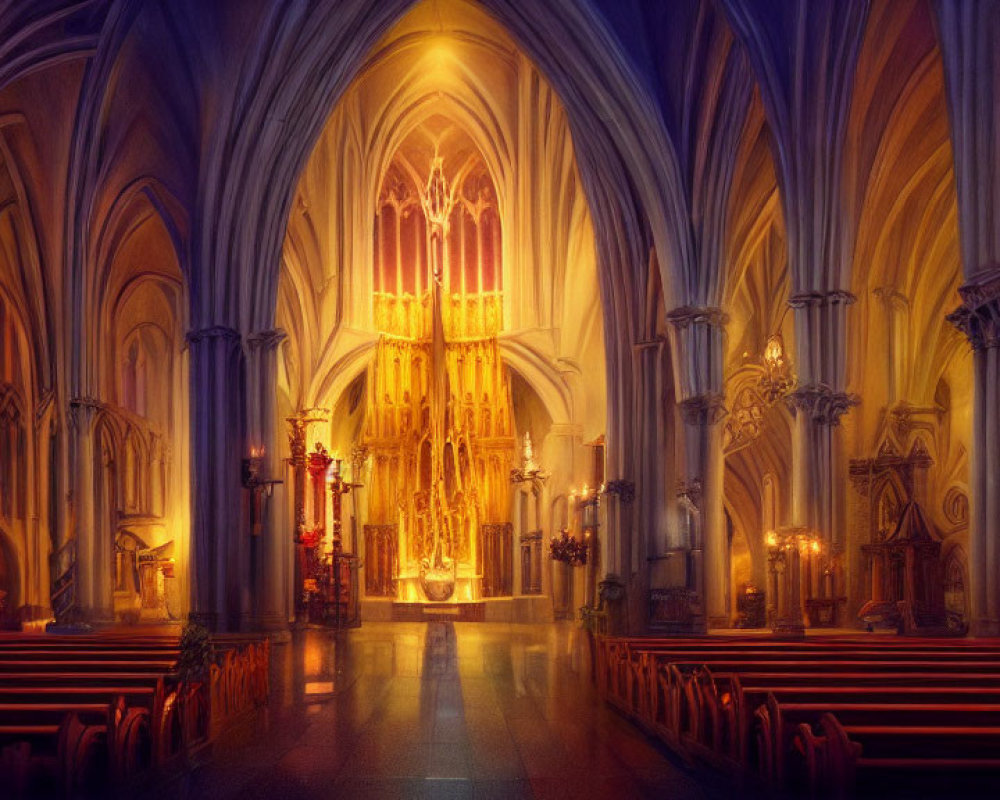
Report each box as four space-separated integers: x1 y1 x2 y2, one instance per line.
148 622 719 799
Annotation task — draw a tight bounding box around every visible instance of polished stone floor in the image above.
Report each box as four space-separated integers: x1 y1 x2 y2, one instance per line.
149 622 723 800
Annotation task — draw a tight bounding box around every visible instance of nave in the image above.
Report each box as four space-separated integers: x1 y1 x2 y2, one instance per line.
142 623 714 800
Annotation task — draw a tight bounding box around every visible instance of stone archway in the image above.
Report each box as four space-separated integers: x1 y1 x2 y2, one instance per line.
185 0 690 631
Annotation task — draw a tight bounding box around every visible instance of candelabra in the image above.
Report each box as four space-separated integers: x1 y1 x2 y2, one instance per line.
766 527 819 638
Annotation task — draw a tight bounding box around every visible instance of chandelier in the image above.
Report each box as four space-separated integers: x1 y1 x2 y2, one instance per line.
758 333 794 403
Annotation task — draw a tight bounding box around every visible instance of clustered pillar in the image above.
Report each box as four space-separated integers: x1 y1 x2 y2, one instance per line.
948 270 1000 636
187 326 247 632
668 306 727 631
785 291 857 624
68 397 111 623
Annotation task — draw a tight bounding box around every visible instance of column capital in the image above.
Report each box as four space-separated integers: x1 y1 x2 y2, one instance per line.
185 325 242 345
788 289 856 308
676 478 702 509
679 393 727 426
245 328 288 351
948 267 1000 350
632 335 666 352
68 396 102 429
666 305 728 330
68 396 102 412
788 384 859 426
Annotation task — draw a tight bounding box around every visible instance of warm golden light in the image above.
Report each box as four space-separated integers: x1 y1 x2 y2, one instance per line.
425 40 454 76
764 334 784 368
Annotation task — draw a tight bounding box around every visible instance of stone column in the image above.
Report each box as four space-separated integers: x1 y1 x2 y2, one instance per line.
668 306 727 630
678 395 727 629
542 422 582 597
187 326 246 632
245 329 288 633
68 398 106 622
934 2 1000 636
633 338 666 570
786 290 857 623
948 269 1000 635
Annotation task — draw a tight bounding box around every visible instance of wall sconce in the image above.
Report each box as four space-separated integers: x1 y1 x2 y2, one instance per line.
509 431 550 485
242 447 283 497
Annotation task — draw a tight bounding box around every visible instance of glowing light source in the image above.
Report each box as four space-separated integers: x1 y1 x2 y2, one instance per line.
426 40 454 71
764 334 785 369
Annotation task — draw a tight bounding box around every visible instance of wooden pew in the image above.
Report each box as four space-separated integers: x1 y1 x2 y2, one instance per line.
0 633 267 798
597 635 1000 798
759 697 1000 794
617 650 1000 736
598 636 1000 713
0 659 177 673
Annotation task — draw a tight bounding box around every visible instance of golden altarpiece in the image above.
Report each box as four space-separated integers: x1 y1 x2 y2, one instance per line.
362 150 515 609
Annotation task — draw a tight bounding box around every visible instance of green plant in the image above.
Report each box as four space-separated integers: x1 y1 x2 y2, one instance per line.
177 615 215 682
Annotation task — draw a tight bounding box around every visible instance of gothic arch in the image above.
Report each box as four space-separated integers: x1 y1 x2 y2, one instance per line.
204 0 687 341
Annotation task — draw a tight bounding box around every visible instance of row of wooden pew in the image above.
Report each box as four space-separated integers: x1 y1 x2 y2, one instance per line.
0 631 270 798
594 634 1000 797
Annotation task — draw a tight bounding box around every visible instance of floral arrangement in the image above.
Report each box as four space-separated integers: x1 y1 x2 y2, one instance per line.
549 529 588 566
177 615 216 682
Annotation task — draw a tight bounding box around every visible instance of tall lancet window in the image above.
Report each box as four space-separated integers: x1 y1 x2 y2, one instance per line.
373 133 503 339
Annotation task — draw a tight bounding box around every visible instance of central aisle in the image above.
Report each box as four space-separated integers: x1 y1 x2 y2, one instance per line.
153 623 714 799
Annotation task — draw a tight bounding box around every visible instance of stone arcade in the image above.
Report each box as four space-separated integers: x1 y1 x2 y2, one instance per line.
2 0 1000 794
1 0 992 639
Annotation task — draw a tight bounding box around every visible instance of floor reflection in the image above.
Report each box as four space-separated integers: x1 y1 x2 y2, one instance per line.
146 622 715 800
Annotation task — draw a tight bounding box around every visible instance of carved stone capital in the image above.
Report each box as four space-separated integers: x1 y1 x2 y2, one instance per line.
788 289 856 309
666 305 728 331
676 478 703 509
186 325 242 346
788 384 859 426
245 328 288 352
948 267 1000 350
679 393 727 426
68 396 102 430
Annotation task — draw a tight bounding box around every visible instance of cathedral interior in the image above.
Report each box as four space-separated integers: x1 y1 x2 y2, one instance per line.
2 0 1000 797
